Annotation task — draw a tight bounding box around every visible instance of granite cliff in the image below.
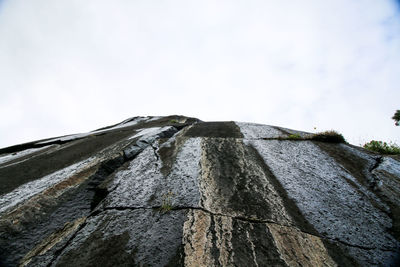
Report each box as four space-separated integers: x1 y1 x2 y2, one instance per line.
0 115 399 266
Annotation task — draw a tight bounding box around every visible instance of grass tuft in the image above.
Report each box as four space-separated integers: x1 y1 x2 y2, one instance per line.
159 191 174 213
309 130 346 143
287 134 302 140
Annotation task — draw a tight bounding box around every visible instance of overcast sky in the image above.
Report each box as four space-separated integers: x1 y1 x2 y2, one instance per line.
0 0 399 148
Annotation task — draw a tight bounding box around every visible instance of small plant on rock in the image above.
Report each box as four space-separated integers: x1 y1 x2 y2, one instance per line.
287 134 302 140
363 140 400 155
159 191 174 213
309 130 346 143
170 119 179 124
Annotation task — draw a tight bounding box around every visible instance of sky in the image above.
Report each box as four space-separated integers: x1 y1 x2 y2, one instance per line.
0 0 399 148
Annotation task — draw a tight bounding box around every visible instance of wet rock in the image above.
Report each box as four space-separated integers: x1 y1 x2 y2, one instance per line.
183 121 243 138
103 137 202 209
0 117 399 266
52 209 187 267
199 137 293 225
183 209 337 266
19 217 86 267
123 145 142 160
247 139 399 265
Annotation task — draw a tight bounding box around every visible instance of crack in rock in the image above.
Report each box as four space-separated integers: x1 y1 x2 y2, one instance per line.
98 205 396 253
369 156 383 173
149 143 160 161
46 220 88 267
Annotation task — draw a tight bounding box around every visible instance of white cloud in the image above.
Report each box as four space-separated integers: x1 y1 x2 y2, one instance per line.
0 0 399 147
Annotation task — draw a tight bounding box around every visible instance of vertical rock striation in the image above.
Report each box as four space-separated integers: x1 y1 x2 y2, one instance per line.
0 116 399 266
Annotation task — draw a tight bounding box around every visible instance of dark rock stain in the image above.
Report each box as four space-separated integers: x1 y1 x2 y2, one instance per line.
56 231 136 267
231 219 288 266
184 121 244 138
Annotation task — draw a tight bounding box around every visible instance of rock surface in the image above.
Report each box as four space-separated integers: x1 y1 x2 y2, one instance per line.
0 115 399 266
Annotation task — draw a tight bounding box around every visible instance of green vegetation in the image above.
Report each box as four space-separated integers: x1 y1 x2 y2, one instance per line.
392 110 400 126
278 130 347 143
363 140 400 155
159 191 174 213
280 130 346 143
309 130 346 143
170 119 179 124
287 134 302 140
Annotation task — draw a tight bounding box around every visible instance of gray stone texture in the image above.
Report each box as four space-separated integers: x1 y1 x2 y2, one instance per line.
0 116 399 266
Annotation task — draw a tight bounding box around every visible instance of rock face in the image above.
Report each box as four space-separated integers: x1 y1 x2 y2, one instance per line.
0 115 399 266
